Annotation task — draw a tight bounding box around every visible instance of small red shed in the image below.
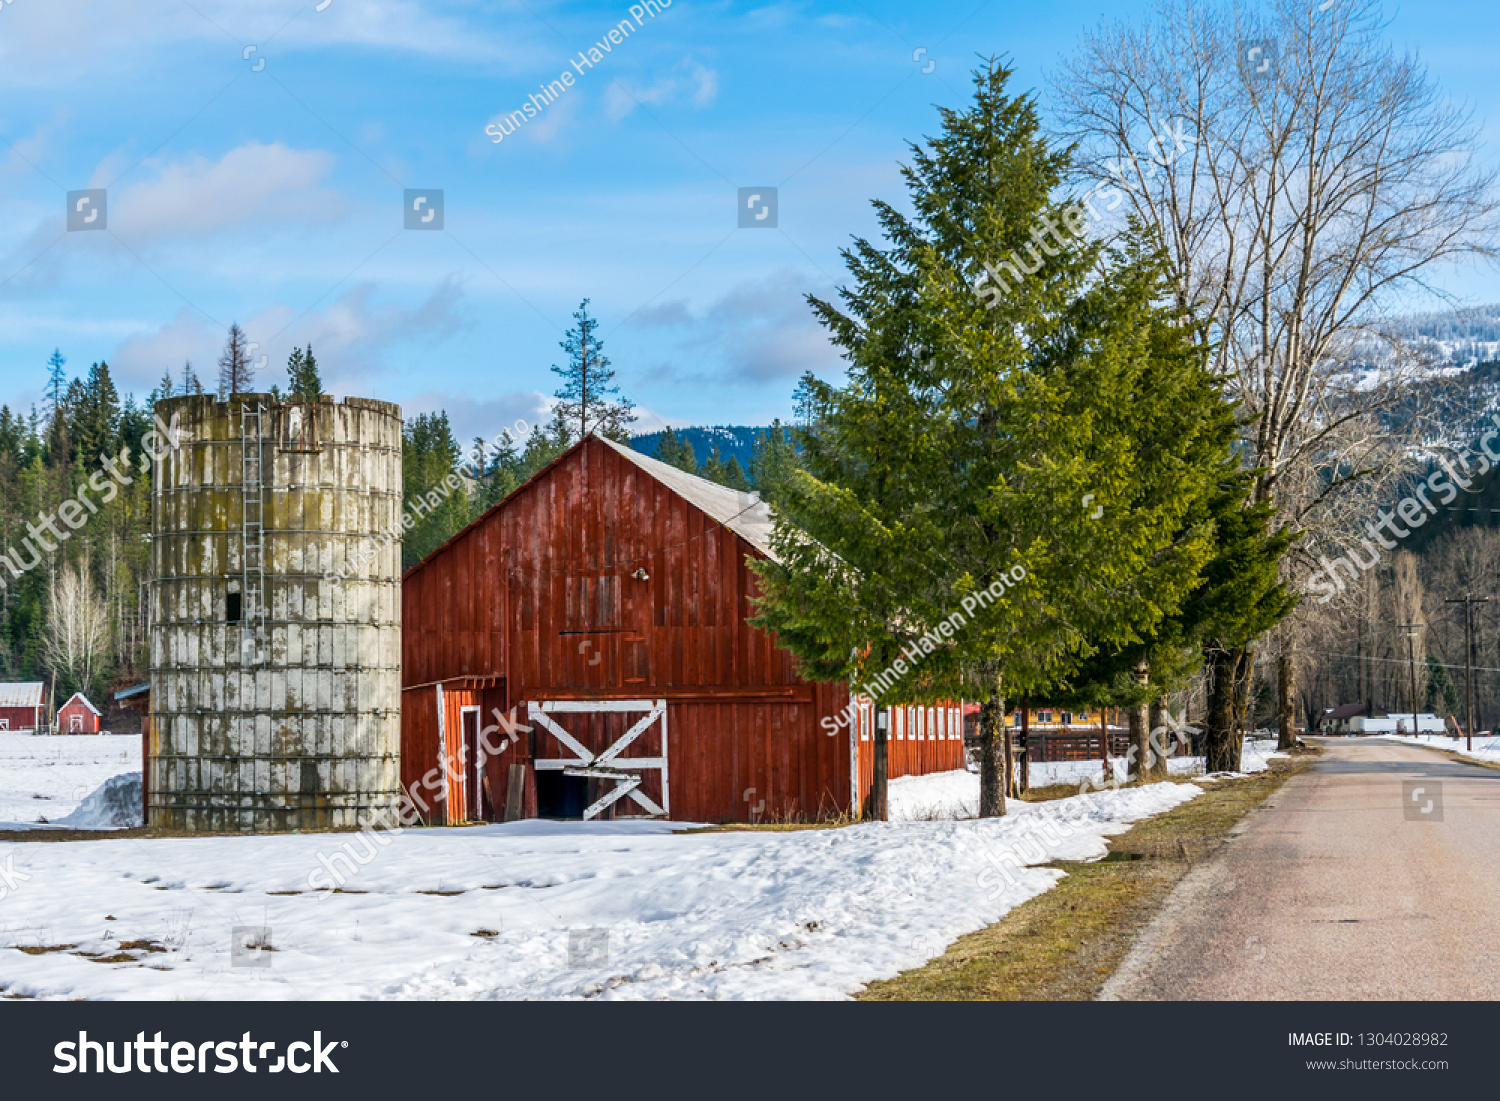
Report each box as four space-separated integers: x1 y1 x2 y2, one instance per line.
400 435 965 826
57 692 102 734
0 682 45 732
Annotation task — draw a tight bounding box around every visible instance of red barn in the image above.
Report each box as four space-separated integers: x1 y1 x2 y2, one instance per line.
400 435 965 826
0 682 44 732
57 692 102 734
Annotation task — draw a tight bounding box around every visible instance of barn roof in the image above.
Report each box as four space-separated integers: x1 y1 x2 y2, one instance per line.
60 692 101 715
594 436 779 561
0 682 44 708
405 433 783 580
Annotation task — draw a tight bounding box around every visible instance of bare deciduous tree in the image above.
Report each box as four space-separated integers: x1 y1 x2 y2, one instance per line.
1056 0 1500 765
44 559 110 694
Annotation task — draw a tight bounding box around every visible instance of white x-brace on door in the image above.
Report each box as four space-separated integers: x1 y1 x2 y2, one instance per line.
528 698 669 820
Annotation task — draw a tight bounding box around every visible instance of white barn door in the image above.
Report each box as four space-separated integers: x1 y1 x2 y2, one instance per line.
528 699 669 820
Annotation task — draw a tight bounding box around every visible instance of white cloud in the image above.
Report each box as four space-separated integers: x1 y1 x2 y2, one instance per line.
106 277 472 398
0 0 537 85
604 60 719 122
627 269 841 384
401 389 550 445
112 142 347 242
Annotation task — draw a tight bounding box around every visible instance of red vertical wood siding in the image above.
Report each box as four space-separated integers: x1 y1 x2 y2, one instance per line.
854 701 968 812
58 699 101 733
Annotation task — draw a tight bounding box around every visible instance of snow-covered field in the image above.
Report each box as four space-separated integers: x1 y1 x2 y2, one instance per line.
0 742 1205 1000
0 733 139 829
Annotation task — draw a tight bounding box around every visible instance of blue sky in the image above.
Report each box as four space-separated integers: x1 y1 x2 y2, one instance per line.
2 0 1498 443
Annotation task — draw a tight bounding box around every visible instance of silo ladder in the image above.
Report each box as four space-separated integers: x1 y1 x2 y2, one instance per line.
240 403 267 663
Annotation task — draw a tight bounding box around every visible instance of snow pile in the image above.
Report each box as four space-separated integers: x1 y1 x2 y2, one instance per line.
0 781 1201 1001
0 733 139 827
57 772 142 829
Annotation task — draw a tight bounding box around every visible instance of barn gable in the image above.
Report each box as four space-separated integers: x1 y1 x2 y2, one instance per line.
61 692 102 717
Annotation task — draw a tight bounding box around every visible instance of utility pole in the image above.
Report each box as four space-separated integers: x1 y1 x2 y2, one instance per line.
1398 624 1422 737
1445 594 1490 752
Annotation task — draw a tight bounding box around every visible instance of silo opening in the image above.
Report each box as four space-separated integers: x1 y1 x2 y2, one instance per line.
226 592 242 623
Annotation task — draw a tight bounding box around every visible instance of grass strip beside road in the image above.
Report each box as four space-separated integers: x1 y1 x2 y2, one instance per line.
858 749 1318 1001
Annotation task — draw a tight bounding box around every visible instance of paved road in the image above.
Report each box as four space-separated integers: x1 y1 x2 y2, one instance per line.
1101 738 1500 1000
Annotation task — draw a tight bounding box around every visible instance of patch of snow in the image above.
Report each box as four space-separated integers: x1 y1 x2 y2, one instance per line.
0 733 139 828
1380 733 1500 765
891 735 1285 822
57 773 142 829
0 782 1201 1001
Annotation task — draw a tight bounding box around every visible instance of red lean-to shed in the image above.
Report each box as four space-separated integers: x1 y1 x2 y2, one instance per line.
400 434 965 826
57 692 102 734
0 682 45 733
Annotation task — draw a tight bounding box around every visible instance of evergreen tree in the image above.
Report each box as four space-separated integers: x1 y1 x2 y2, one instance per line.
44 349 67 419
653 427 699 473
1426 654 1460 715
721 456 752 491
748 420 800 506
1056 460 1295 776
152 368 175 404
72 362 121 467
700 447 729 485
181 360 204 395
217 323 252 398
401 411 470 569
749 61 1244 818
287 344 323 399
551 299 635 442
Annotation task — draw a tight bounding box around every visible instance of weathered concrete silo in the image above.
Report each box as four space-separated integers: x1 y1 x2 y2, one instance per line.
148 393 403 831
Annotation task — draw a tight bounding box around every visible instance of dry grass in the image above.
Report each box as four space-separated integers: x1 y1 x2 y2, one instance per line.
683 809 862 833
857 749 1318 1001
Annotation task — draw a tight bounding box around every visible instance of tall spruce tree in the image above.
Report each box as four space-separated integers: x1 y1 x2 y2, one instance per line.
749 61 1242 817
286 345 323 399
44 349 67 420
551 299 635 443
72 362 121 468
